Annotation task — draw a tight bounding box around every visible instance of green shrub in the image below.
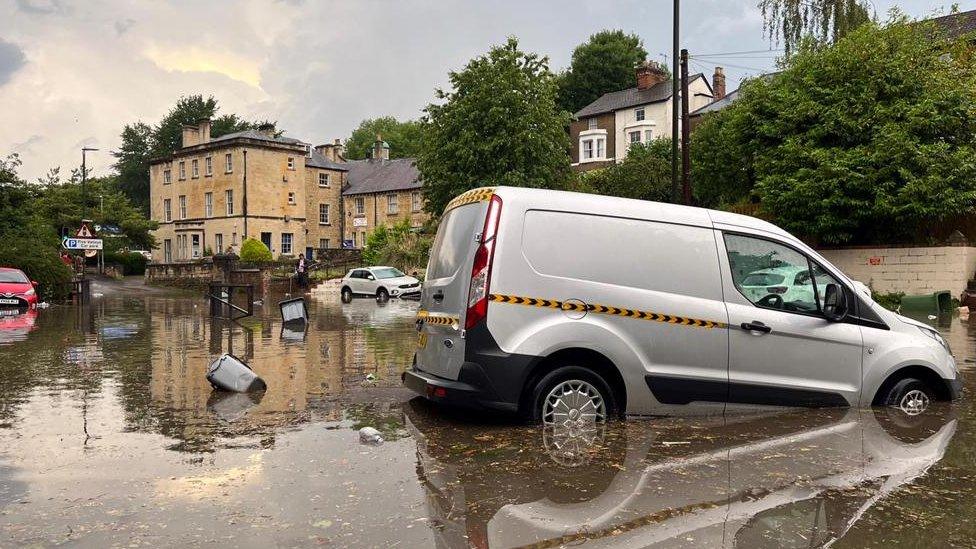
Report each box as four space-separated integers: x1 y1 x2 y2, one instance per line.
872 291 905 312
104 251 148 275
239 238 273 262
0 235 72 301
363 219 432 270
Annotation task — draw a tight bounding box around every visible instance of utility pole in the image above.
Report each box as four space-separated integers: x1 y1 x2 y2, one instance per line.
680 48 691 205
671 0 680 202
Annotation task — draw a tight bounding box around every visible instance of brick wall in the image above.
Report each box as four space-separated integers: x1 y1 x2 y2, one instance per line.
818 245 976 297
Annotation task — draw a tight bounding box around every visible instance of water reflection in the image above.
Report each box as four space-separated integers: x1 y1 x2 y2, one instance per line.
405 401 956 548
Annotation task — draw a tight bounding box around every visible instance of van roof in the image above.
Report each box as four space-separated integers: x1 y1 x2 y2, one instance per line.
490 186 795 241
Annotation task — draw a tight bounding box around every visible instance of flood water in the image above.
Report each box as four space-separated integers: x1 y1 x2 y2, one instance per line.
1 281 975 547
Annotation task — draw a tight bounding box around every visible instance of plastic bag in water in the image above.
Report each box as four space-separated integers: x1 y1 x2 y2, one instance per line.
359 427 384 445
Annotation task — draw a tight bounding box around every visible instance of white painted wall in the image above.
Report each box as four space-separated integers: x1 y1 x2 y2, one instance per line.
818 246 976 297
612 77 713 162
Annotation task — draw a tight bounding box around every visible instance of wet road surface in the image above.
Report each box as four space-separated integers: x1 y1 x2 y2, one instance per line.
0 282 974 547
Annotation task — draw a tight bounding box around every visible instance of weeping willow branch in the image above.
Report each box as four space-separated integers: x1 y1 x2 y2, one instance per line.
759 0 874 55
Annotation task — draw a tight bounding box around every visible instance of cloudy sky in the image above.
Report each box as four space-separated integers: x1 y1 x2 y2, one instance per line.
0 0 959 181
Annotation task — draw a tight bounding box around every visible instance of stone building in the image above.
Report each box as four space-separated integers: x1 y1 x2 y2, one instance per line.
149 120 347 263
342 137 426 248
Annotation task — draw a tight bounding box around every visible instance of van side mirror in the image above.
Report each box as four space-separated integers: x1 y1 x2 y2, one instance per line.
31 280 37 287
823 283 848 322
367 274 375 281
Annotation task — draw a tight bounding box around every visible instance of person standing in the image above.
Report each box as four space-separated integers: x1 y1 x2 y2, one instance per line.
296 253 308 290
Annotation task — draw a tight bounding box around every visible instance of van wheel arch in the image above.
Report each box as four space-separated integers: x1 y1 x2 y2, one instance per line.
519 348 627 419
872 365 951 405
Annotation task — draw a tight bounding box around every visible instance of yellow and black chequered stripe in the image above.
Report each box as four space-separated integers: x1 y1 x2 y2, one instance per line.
416 310 460 328
444 187 496 213
488 294 727 329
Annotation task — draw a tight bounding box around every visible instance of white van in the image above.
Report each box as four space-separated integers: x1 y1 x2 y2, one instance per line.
403 187 961 422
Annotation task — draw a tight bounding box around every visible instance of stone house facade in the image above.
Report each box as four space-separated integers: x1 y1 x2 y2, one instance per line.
342 138 426 248
149 120 347 263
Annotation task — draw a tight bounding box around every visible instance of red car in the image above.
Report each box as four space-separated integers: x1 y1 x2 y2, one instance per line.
0 268 38 310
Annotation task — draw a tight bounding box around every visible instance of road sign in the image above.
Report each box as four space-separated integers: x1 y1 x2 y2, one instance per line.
63 237 103 250
76 223 94 238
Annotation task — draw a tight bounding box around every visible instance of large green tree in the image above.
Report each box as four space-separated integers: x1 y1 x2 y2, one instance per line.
113 95 277 214
0 154 72 299
557 30 649 114
759 0 872 55
417 37 571 214
692 17 976 244
344 116 424 160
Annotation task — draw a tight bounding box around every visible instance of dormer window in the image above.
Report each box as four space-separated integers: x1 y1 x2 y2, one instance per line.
635 107 645 121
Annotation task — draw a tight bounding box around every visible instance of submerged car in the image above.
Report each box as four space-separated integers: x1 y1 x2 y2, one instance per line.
339 266 421 301
404 186 960 422
0 267 38 310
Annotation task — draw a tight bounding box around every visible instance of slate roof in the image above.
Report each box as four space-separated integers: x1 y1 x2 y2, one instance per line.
306 150 348 171
210 130 306 146
690 88 740 116
344 158 421 195
928 9 976 39
574 74 706 118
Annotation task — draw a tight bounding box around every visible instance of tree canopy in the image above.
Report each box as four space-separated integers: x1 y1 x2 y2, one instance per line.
113 95 277 214
557 30 650 114
692 17 976 244
759 0 873 55
344 117 424 160
417 37 571 214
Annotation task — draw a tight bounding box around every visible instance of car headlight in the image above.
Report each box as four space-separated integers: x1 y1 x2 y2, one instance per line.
918 326 951 353
23 288 34 297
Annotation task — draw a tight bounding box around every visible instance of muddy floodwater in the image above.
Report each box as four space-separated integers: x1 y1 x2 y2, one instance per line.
2 282 976 547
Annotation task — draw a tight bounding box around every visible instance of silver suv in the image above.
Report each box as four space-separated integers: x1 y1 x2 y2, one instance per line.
340 266 420 301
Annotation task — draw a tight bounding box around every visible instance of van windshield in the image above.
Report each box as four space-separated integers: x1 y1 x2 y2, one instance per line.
427 203 482 280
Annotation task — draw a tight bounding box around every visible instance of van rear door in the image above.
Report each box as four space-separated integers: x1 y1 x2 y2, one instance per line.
416 200 488 380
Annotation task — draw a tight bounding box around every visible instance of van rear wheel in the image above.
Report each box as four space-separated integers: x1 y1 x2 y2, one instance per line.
532 366 617 425
341 287 353 303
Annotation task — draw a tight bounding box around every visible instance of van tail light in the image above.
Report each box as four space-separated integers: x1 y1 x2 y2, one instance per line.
767 286 788 294
466 195 503 330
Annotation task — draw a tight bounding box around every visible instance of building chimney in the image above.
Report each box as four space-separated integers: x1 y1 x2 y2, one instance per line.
636 60 668 90
372 133 390 161
181 125 200 148
713 67 726 100
197 118 211 144
333 138 344 161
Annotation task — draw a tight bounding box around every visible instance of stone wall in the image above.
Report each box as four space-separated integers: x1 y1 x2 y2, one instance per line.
145 260 216 289
818 245 976 297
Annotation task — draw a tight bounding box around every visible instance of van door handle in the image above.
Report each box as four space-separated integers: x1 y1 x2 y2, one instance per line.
741 321 772 334
432 291 444 303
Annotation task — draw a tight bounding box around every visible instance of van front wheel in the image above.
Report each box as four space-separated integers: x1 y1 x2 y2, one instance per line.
882 377 935 416
532 366 616 425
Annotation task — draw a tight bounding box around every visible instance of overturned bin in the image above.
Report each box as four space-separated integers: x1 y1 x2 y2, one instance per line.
207 353 267 393
900 290 952 314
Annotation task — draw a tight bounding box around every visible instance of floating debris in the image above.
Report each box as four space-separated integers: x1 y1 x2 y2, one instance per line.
206 354 267 393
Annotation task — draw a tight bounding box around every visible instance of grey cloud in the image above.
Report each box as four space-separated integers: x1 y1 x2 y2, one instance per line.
0 39 26 86
12 135 43 152
14 0 65 14
114 18 136 36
